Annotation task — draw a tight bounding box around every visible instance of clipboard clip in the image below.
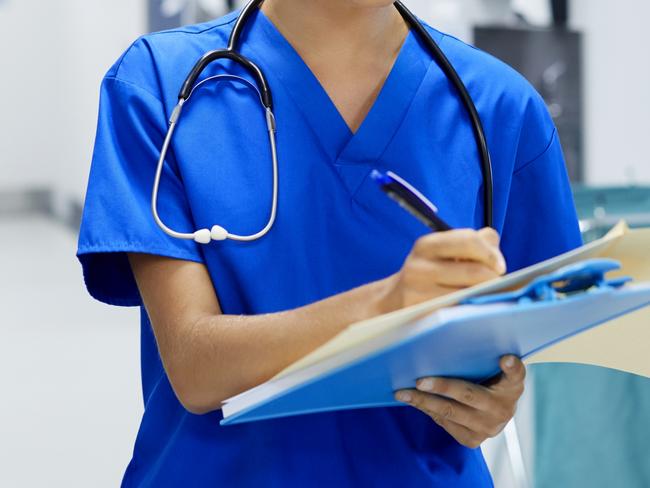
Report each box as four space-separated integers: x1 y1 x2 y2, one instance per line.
464 259 632 305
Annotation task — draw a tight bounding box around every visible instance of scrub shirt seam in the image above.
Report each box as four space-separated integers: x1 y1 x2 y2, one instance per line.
437 31 482 54
100 80 209 251
145 16 237 38
77 244 204 263
111 15 239 106
244 36 345 165
113 40 140 78
420 21 451 44
104 76 165 108
77 242 202 254
100 76 192 185
143 369 169 409
348 57 436 201
513 128 558 176
117 15 238 81
372 58 435 163
76 246 204 306
243 40 359 200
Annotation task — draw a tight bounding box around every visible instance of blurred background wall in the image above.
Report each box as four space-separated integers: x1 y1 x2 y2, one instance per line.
1 0 649 215
571 0 650 185
0 0 145 205
0 2 146 487
1 1 649 487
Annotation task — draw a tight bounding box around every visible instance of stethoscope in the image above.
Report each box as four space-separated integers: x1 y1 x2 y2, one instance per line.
152 0 494 245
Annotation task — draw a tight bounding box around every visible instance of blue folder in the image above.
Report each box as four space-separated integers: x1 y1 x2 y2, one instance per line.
221 260 650 425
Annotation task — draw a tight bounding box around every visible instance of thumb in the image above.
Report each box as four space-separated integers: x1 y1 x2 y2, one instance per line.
478 227 501 247
495 355 526 390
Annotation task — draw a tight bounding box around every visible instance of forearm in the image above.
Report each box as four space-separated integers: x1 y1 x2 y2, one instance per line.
131 229 505 415
167 276 395 413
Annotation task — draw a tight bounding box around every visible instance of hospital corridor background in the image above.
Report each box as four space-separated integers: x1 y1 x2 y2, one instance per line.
1 1 650 487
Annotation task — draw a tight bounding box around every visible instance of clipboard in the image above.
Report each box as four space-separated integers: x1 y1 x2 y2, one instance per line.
221 257 650 426
270 221 650 381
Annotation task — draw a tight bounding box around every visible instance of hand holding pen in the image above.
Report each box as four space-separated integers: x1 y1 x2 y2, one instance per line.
371 170 453 232
371 169 507 310
372 170 520 452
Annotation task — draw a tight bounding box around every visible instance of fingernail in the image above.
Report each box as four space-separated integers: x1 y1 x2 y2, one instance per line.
396 391 412 403
505 356 516 369
497 255 507 274
417 378 435 392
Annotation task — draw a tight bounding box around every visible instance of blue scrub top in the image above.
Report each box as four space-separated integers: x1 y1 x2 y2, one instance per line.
78 9 582 487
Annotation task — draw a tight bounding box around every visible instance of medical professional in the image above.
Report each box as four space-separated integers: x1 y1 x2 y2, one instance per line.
77 0 582 486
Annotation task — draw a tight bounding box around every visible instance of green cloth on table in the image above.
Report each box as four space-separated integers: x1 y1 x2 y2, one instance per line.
534 363 650 488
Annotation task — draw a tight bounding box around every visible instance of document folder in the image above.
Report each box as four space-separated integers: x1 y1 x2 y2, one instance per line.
221 257 650 425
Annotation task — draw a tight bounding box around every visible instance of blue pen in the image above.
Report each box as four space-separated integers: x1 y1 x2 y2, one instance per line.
371 170 452 232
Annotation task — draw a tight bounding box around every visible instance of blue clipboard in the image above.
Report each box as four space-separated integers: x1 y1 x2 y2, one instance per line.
221 259 650 425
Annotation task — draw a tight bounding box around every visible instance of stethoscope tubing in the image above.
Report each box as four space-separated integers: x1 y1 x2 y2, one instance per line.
152 0 494 245
393 2 494 229
152 75 279 243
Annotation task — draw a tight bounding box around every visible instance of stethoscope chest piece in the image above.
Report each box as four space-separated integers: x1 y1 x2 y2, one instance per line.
151 9 280 244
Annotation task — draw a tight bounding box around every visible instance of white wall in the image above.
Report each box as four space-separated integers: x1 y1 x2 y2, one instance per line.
0 2 61 189
571 0 650 185
1 217 141 488
406 0 550 45
0 0 146 199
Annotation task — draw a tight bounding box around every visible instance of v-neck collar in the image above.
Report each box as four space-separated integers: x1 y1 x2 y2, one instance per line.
243 9 437 164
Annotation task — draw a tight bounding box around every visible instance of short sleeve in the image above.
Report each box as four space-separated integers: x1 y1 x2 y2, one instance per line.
500 129 583 272
77 75 204 307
